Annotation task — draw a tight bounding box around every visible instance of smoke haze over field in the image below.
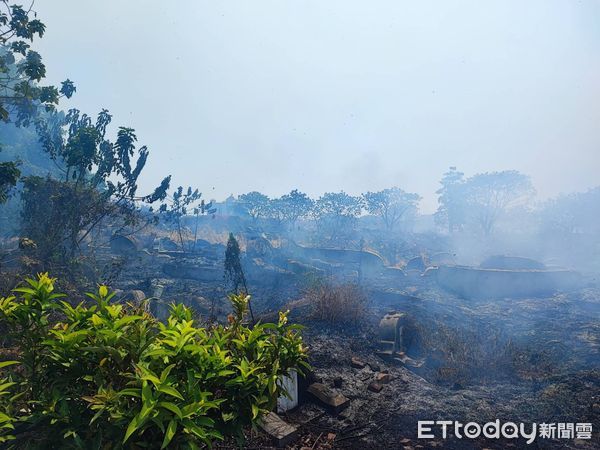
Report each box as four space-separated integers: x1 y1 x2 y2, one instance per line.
34 0 600 212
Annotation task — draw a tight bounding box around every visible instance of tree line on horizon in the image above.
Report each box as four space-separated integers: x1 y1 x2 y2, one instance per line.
1 1 598 268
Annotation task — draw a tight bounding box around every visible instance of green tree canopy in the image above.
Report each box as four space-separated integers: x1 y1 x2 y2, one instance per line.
22 109 171 263
266 189 313 228
435 168 534 235
313 191 362 243
363 187 421 231
0 2 75 124
238 191 270 221
0 2 75 201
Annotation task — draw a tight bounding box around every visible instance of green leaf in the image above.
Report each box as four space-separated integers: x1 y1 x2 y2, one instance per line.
160 364 176 383
157 385 184 400
12 287 36 295
195 416 215 427
0 361 19 369
90 314 103 326
123 414 140 443
0 382 16 392
161 419 177 449
139 369 161 386
116 388 141 398
157 401 182 419
142 381 153 404
181 402 201 418
114 315 141 328
182 419 206 439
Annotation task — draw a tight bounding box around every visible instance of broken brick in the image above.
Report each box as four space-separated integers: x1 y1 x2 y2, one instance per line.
375 372 391 384
368 381 383 393
307 383 350 414
351 356 366 369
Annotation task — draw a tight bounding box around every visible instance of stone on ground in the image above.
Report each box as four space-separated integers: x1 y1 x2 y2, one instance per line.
350 356 367 369
259 412 299 447
368 381 384 393
307 382 350 414
375 372 391 384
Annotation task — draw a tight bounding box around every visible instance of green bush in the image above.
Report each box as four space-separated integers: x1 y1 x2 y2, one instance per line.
0 361 19 444
0 274 309 448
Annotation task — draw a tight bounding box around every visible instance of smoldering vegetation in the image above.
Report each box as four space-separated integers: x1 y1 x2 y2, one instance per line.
0 3 598 446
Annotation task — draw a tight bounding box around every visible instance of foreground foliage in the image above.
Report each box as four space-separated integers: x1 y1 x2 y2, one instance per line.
0 274 308 448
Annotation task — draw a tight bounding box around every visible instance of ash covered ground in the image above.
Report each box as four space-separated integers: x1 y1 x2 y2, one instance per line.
283 287 600 449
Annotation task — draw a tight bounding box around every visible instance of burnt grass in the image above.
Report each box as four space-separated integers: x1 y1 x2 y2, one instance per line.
0 266 598 449
268 285 600 449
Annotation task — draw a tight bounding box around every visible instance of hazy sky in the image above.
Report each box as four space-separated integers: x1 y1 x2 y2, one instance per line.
34 1 600 212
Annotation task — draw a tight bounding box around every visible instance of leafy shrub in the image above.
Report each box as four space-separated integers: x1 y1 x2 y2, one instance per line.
0 361 19 444
0 273 308 448
305 280 368 324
